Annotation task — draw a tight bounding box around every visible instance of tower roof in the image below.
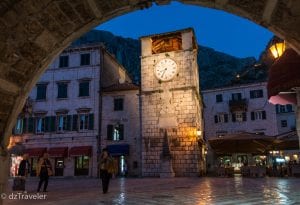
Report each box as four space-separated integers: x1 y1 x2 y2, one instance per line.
139 27 195 39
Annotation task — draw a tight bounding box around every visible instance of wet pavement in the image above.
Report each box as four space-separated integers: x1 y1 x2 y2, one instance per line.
2 176 300 205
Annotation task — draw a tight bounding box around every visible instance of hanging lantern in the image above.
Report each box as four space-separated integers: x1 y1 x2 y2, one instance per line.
269 37 286 59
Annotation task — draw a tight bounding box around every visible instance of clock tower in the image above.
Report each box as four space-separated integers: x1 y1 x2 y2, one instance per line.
140 28 205 177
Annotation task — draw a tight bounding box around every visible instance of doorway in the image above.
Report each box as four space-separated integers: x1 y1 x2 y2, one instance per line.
55 158 64 176
74 156 89 176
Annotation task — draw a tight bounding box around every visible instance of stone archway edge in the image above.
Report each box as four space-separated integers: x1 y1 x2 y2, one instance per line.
0 1 300 204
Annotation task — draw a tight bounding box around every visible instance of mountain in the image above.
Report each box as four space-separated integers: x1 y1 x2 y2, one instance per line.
72 30 258 90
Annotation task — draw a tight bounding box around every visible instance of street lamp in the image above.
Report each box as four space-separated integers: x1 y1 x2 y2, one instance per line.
269 37 286 59
196 130 202 138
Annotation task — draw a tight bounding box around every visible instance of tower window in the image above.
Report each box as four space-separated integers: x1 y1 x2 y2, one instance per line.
216 94 223 103
80 53 90 66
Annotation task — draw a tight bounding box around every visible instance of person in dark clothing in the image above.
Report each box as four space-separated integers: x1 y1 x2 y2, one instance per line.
18 153 30 177
36 153 53 192
99 148 113 194
17 153 30 191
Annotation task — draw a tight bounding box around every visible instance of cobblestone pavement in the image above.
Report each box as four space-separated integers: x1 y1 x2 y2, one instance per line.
2 176 300 205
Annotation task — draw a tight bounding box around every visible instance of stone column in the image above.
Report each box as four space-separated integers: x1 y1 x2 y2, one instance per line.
0 148 9 205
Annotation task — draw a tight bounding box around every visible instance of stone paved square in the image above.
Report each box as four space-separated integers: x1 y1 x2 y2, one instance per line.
2 177 300 205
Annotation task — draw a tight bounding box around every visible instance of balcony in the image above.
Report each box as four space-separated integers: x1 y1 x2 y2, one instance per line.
229 98 248 112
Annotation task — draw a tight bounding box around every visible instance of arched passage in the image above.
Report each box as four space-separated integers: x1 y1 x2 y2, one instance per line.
0 0 300 196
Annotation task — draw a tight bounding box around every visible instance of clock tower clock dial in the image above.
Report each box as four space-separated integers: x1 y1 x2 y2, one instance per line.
154 58 178 81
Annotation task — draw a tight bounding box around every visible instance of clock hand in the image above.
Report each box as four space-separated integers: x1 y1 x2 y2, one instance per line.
161 68 167 78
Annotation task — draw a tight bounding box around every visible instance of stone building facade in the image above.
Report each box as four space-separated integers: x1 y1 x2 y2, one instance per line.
9 44 138 178
203 82 296 138
140 28 205 177
10 44 102 177
202 82 296 170
101 83 140 177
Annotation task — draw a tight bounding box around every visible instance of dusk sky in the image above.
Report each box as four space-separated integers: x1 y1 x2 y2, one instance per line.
96 1 273 60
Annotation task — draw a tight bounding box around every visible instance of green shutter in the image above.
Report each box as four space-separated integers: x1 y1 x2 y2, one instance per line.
72 115 78 131
23 118 27 133
242 112 247 121
66 115 72 131
88 114 94 130
119 124 124 140
12 127 16 135
214 115 218 123
232 114 236 122
107 125 113 140
44 116 50 132
50 116 56 132
251 112 255 121
28 117 35 133
262 111 266 120
224 114 228 123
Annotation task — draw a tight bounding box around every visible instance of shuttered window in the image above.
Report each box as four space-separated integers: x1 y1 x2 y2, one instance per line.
72 115 78 131
28 117 35 133
107 125 113 140
79 81 90 97
232 112 247 122
80 53 90 66
214 114 228 123
57 83 68 99
250 89 263 99
36 84 47 100
216 94 223 103
114 98 124 111
59 55 69 68
36 117 45 134
251 110 266 120
107 124 124 141
14 118 23 134
88 114 94 130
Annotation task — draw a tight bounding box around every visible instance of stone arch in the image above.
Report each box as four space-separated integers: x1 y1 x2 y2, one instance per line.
0 0 300 155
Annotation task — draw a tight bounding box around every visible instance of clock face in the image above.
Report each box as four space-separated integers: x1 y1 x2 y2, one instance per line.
154 58 178 81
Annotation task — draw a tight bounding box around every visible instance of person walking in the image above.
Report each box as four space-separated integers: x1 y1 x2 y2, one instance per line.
15 153 30 191
36 152 53 192
99 148 114 194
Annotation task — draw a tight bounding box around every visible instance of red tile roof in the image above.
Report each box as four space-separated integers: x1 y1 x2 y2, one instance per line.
102 83 139 92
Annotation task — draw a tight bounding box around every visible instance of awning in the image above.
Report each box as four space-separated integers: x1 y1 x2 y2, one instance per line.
267 48 300 105
48 147 68 158
107 144 129 156
269 93 297 105
69 146 92 157
272 131 299 150
25 147 47 157
209 133 275 154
